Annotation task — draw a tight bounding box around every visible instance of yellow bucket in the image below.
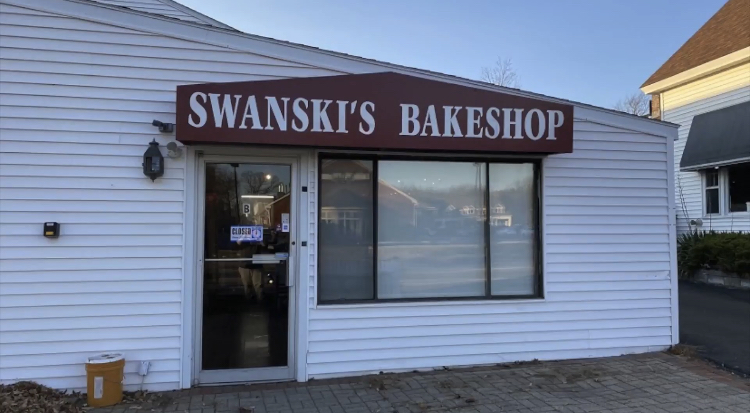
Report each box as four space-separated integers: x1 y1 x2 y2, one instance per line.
85 353 125 407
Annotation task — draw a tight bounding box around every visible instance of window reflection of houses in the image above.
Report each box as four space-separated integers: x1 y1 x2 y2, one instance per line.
320 160 374 243
320 208 365 237
490 203 512 227
460 205 476 216
321 160 522 242
458 203 511 226
459 205 488 217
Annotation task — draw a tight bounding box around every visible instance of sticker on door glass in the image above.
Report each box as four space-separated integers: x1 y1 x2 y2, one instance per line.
281 213 290 233
231 225 263 242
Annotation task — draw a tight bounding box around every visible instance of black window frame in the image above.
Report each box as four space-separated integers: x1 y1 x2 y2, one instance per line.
317 153 544 305
727 163 750 213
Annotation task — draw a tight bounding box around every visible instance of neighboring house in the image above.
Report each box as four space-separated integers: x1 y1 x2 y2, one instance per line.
641 0 750 234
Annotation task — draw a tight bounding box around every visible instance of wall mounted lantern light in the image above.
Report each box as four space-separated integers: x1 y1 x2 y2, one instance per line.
143 139 164 181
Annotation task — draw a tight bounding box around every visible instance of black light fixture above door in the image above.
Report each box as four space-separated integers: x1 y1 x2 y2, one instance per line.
142 139 164 181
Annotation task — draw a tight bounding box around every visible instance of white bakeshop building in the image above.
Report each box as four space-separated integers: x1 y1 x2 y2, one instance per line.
0 0 680 391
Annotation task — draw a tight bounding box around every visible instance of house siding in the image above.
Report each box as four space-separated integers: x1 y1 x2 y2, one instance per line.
662 62 750 234
305 116 673 379
0 2 341 391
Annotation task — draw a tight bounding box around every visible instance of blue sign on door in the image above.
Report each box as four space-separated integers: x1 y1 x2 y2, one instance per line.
230 225 263 242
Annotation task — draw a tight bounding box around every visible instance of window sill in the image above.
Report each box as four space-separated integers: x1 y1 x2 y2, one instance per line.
315 297 546 309
702 212 750 218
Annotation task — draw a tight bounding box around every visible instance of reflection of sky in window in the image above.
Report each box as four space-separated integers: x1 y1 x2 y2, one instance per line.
210 164 292 197
378 161 531 191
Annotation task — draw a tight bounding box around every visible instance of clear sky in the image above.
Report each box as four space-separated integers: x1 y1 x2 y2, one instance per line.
179 0 726 109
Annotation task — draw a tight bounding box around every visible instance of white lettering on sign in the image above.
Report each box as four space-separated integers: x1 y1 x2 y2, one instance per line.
265 96 290 131
209 93 242 128
443 106 463 138
486 107 501 139
186 92 565 141
239 95 262 130
359 101 375 134
465 107 483 138
188 92 208 127
525 108 546 141
503 108 523 139
311 99 334 132
547 110 564 140
291 98 309 132
400 104 419 136
420 105 440 137
395 104 564 141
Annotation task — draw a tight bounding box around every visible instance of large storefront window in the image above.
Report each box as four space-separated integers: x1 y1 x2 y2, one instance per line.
377 161 487 299
318 156 541 303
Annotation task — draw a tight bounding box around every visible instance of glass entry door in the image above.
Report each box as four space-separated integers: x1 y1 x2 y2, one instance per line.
199 161 294 384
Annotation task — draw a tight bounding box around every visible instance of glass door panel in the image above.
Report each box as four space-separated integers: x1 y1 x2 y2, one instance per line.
202 162 292 375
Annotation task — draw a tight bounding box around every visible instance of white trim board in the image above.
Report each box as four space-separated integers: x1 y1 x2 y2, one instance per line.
4 0 678 139
666 127 679 345
642 47 750 94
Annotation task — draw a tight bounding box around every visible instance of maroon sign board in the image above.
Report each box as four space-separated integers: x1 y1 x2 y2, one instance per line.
176 72 573 153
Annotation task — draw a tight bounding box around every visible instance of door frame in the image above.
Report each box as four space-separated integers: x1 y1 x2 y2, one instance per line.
182 146 310 387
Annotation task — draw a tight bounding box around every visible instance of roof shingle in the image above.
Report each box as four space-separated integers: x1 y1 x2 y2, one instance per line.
641 0 750 88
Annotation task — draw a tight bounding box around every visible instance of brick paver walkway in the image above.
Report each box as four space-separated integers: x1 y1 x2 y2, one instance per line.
92 353 750 413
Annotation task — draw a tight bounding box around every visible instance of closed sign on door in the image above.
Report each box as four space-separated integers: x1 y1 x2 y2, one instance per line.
230 225 263 242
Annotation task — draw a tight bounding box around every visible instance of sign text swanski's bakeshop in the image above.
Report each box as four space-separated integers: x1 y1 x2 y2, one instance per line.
176 72 573 153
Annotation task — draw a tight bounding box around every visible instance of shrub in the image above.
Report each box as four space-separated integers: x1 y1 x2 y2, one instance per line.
677 230 750 279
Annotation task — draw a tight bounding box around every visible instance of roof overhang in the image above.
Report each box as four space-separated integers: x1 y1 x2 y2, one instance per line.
642 47 750 94
680 101 750 171
176 72 575 154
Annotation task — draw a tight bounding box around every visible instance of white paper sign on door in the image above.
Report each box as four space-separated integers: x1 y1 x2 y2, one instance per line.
242 203 252 215
230 225 263 242
281 213 290 233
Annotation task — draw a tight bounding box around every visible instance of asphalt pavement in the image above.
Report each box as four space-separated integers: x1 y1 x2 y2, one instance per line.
679 280 750 375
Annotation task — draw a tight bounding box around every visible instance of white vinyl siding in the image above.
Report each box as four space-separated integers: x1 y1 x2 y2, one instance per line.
0 2 340 392
662 62 750 234
305 117 673 379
